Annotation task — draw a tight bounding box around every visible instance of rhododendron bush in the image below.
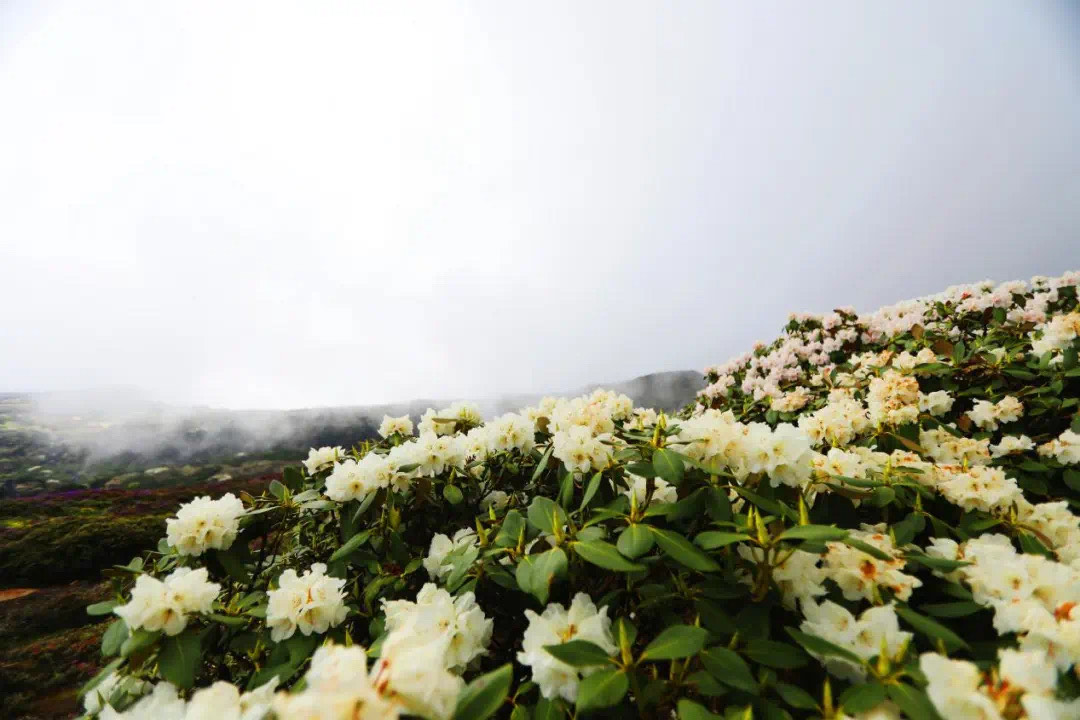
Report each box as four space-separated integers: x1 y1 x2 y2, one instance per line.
80 271 1080 720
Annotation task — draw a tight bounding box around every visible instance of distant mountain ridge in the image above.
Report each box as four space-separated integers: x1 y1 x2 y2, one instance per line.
1 370 705 495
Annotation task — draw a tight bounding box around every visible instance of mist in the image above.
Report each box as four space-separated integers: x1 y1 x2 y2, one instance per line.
1 1 1078 411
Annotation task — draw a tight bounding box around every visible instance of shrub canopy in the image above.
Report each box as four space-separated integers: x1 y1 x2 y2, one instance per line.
81 271 1080 720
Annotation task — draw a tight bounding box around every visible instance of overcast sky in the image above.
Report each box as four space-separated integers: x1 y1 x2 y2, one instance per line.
1 1 1078 410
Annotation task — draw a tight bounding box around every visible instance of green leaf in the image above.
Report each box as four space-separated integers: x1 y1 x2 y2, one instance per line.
558 468 575 508
651 528 720 572
528 496 568 535
1018 531 1054 558
785 628 865 666
576 668 629 712
268 479 287 499
330 529 372 563
158 630 204 689
617 524 656 559
573 539 645 572
443 484 464 505
868 486 896 507
895 605 969 651
919 601 985 618
282 465 303 490
841 537 892 561
532 446 553 481
215 541 253 583
678 699 724 720
534 698 566 720
120 628 160 658
580 471 603 511
891 512 926 546
640 625 709 661
706 487 733 522
516 548 568 605
730 486 798 522
544 640 614 667
743 639 808 669
699 647 758 694
695 531 753 550
774 682 818 710
840 682 886 714
87 600 120 616
696 600 737 637
496 510 526 548
905 554 971 573
207 613 249 627
453 663 513 720
101 618 127 657
777 525 848 543
887 683 943 720
653 449 686 486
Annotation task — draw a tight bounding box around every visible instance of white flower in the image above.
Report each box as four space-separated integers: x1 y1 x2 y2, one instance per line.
1039 430 1080 465
165 493 245 556
378 414 414 438
799 601 911 682
372 630 463 720
113 567 220 636
991 434 1035 458
266 563 348 642
866 370 920 426
920 653 1002 720
481 490 509 510
423 529 478 582
622 474 678 507
272 644 397 720
325 453 394 503
821 528 921 603
382 584 493 671
918 390 955 416
304 446 345 474
185 678 278 720
552 425 610 474
998 648 1056 696
517 593 617 703
968 396 1024 431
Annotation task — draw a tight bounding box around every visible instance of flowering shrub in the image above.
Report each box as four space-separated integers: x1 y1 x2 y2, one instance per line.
79 271 1080 719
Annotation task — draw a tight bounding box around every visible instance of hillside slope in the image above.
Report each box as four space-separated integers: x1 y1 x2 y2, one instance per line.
74 270 1080 720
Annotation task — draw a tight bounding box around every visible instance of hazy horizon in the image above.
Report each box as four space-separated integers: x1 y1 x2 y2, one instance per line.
2 1 1078 410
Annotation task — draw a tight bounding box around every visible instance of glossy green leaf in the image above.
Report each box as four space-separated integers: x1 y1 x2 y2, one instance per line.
528 496 568 535
694 531 753 550
617 523 655 558
653 449 686 486
651 528 720 572
544 640 614 667
157 630 203 689
453 663 513 720
576 668 629 712
640 625 709 661
573 539 645 572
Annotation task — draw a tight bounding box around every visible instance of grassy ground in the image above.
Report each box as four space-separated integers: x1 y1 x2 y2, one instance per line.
0 475 275 719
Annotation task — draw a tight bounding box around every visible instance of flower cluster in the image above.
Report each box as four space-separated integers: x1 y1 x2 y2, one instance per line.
84 269 1080 720
799 600 911 682
165 493 246 556
113 567 219 636
382 584 493 671
517 593 617 703
266 563 348 642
